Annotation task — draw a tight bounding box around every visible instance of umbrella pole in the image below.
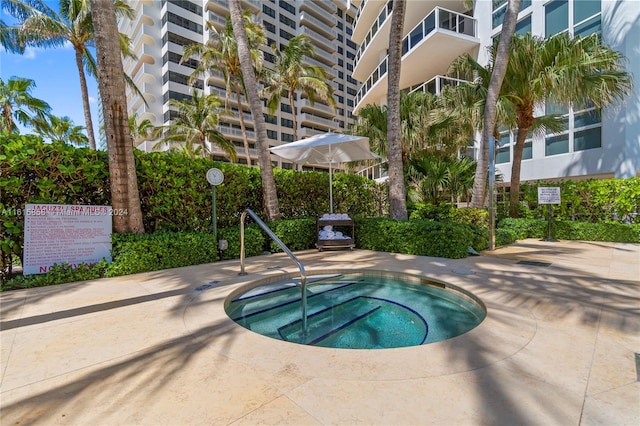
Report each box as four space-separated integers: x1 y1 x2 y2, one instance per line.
329 162 333 214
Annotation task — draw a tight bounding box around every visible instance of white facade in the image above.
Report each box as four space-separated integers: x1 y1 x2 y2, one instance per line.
351 0 639 182
119 0 359 169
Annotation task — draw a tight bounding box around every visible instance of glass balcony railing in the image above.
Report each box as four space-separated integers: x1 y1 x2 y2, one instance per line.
353 1 393 71
408 75 468 95
354 7 477 109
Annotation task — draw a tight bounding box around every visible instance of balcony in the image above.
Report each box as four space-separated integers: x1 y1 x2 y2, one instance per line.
298 98 336 117
353 7 478 113
409 75 468 95
297 26 337 54
299 1 335 26
300 13 337 40
297 113 339 130
303 56 338 79
218 125 256 140
352 0 386 42
352 1 392 80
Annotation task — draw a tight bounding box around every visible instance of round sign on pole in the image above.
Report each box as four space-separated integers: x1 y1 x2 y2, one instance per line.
206 168 224 186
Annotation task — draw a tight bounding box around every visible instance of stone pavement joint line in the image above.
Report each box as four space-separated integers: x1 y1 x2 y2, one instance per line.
1 239 638 425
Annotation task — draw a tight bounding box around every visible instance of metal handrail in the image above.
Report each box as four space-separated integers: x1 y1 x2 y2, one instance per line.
239 209 309 337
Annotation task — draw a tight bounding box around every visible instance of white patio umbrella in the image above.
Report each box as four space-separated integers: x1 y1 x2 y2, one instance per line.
270 132 378 213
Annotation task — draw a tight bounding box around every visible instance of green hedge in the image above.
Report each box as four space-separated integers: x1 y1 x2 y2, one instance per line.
498 218 640 243
499 178 640 222
355 218 474 259
1 226 265 291
267 218 317 253
1 134 385 281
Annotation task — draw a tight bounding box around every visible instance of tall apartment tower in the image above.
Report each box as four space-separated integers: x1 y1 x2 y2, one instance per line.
350 0 639 182
119 0 359 169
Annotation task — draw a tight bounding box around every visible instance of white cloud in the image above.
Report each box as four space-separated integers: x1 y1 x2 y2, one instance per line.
89 96 97 104
23 47 37 59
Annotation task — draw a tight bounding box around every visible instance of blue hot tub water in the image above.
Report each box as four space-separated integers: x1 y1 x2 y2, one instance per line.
225 273 486 349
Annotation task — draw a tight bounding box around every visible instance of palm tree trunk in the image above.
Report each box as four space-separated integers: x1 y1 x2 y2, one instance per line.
90 0 144 234
234 83 251 166
289 91 298 142
73 46 97 150
509 125 529 217
229 0 280 221
469 0 521 208
386 0 407 220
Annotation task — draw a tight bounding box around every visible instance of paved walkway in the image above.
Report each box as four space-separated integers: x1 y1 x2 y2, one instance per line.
1 239 638 425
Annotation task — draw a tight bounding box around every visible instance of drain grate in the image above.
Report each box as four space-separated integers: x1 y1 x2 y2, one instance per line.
193 280 221 292
516 260 552 267
636 353 640 382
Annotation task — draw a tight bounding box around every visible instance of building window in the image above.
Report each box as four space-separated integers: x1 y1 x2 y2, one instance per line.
264 113 277 124
165 12 202 35
281 118 293 128
496 131 511 164
493 0 531 29
163 32 195 47
545 0 569 37
282 132 294 142
575 0 600 25
264 22 275 34
264 52 275 63
279 14 296 29
278 0 295 14
279 29 294 40
573 127 601 151
337 21 343 30
545 134 569 156
167 0 202 15
522 141 533 160
267 129 278 140
163 51 200 69
262 5 275 18
280 103 292 113
338 46 343 54
515 15 531 35
163 91 192 104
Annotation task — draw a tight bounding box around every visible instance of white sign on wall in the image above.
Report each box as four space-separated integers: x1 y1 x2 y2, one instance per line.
538 187 561 205
23 204 112 275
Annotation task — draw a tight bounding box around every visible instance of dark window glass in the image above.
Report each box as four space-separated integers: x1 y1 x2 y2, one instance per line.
574 127 601 151
545 0 569 37
545 134 569 156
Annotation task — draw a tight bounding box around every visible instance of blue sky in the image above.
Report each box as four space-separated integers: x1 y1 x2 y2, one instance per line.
1 11 100 143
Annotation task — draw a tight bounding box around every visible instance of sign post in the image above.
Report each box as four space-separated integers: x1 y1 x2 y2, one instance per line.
206 168 224 240
538 187 561 242
488 135 496 250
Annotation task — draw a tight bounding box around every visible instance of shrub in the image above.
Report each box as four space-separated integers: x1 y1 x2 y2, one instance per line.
1 260 108 291
267 218 316 253
106 232 221 276
355 218 473 259
218 225 265 260
497 218 640 243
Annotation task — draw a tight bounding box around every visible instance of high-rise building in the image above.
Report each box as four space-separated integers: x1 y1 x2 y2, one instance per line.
119 0 358 170
350 0 639 182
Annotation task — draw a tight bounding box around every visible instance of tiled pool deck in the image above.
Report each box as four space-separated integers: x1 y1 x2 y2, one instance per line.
1 239 638 425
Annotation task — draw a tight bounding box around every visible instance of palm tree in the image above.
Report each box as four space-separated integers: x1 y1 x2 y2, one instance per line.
455 33 632 217
153 90 236 161
468 0 521 209
183 12 265 166
128 112 153 147
1 0 135 149
262 34 336 141
32 114 88 145
228 0 280 221
386 0 407 220
0 76 51 132
90 0 143 234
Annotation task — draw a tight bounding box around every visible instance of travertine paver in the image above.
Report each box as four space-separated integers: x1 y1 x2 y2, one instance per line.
1 239 638 425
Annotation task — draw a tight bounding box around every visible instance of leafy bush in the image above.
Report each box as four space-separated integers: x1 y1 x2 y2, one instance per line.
497 218 640 243
408 203 455 222
218 225 265 260
1 260 109 291
507 178 640 223
267 218 316 253
106 232 221 276
451 208 489 225
355 218 473 258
